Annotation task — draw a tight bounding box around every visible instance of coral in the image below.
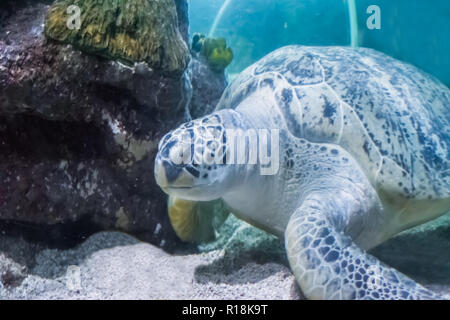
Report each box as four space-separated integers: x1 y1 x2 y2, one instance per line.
44 0 189 75
198 36 233 73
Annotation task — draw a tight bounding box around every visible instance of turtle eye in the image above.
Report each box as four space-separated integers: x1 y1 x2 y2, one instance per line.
161 140 176 158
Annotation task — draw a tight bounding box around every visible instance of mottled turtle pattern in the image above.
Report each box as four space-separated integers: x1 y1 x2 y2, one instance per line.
220 46 449 202
155 46 450 299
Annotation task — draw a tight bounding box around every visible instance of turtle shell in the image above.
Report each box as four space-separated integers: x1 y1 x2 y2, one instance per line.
216 46 450 211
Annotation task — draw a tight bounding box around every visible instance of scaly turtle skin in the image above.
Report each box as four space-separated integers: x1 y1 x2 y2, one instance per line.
154 46 450 299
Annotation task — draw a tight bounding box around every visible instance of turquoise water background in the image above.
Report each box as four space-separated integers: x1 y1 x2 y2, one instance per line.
189 0 450 87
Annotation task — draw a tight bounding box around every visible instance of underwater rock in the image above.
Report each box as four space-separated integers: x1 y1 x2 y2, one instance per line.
189 56 228 119
0 0 183 250
174 0 190 43
0 253 27 289
0 0 224 251
44 0 189 75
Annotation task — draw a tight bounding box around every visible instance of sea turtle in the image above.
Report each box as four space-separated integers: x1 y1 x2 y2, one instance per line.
154 45 450 299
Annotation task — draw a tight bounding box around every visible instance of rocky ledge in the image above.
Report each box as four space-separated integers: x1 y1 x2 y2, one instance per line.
0 0 226 250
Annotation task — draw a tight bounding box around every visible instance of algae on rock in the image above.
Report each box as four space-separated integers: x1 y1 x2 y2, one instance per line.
44 0 190 75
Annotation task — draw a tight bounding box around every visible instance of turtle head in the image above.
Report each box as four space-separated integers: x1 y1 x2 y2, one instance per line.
155 111 251 201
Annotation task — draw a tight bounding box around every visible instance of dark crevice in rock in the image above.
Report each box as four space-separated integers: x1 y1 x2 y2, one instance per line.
0 216 103 250
0 115 109 161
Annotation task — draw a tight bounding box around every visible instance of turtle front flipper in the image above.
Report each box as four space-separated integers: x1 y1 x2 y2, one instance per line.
168 196 229 243
285 192 442 300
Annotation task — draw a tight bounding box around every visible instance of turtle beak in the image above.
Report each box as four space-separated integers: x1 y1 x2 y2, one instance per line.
154 154 195 193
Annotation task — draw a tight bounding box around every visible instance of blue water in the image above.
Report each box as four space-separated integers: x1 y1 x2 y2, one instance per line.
189 0 450 87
